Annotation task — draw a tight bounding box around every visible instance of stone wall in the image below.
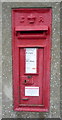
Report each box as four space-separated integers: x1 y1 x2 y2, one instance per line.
2 2 60 118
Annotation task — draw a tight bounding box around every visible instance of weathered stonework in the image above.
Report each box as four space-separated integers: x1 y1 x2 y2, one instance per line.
2 2 60 118
60 2 62 119
0 2 2 120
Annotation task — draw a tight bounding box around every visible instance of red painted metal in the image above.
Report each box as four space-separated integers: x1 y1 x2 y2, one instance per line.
12 8 52 112
15 25 48 31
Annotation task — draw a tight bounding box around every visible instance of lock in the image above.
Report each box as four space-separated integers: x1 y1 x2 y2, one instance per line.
22 77 33 85
24 79 27 83
24 79 29 84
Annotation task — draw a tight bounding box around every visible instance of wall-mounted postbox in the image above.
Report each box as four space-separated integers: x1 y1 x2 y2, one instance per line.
12 8 52 112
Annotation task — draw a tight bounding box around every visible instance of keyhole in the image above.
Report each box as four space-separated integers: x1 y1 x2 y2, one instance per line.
24 80 26 83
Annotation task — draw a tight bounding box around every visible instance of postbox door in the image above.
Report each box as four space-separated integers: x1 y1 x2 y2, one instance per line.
19 47 44 106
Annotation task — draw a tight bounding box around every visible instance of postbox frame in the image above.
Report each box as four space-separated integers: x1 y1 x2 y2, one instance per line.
12 8 52 112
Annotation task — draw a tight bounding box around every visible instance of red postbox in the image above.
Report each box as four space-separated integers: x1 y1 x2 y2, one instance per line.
12 8 52 112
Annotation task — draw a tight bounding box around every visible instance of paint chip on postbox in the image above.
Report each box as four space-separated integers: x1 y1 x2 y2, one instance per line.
25 87 39 96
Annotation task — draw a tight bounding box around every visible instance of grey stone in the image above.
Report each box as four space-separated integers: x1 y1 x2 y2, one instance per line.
2 2 60 118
